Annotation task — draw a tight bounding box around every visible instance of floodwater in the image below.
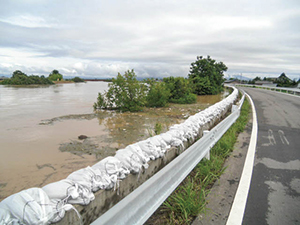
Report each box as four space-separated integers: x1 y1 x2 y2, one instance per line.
0 82 227 201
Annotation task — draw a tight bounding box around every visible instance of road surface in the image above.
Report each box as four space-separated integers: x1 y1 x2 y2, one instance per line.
242 88 300 225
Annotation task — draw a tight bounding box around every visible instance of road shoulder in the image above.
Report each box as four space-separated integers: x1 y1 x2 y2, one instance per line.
192 116 252 225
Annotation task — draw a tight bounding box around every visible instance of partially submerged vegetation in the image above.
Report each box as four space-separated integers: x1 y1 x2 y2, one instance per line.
1 69 85 85
94 56 227 112
146 96 251 225
0 70 54 85
71 76 85 83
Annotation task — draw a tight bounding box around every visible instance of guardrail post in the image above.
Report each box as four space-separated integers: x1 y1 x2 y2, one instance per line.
231 104 238 112
203 130 210 160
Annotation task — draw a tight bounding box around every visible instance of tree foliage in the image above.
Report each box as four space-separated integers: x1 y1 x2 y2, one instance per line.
163 76 197 104
188 56 227 95
72 77 85 82
1 70 53 85
248 76 261 84
247 73 298 87
145 79 170 107
276 73 297 87
94 70 147 112
48 70 63 81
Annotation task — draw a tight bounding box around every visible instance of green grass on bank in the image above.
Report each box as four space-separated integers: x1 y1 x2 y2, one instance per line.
146 96 251 225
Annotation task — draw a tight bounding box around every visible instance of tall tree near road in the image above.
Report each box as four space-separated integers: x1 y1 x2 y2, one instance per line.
188 56 227 95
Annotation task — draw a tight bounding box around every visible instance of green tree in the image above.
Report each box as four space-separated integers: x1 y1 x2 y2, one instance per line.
94 69 147 112
93 92 107 110
72 77 85 82
276 73 296 87
163 77 197 104
188 56 227 95
48 70 63 81
12 70 26 78
1 70 53 85
145 79 170 107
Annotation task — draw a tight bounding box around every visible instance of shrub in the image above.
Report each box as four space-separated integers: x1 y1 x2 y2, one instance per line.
93 92 107 110
163 76 196 104
72 77 85 82
1 70 53 85
169 93 197 104
94 69 147 112
48 70 63 81
154 123 162 135
146 80 170 107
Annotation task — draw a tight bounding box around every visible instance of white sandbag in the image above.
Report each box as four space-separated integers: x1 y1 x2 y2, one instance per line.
114 149 148 174
67 166 112 192
181 121 198 139
137 140 163 159
185 115 201 130
0 188 54 225
125 144 150 163
143 137 166 157
163 130 183 147
0 208 20 225
158 133 173 145
47 199 81 224
42 179 94 205
148 136 169 153
168 126 187 142
94 170 118 190
92 156 130 180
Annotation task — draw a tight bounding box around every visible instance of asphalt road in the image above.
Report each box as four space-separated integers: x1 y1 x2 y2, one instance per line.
241 88 300 225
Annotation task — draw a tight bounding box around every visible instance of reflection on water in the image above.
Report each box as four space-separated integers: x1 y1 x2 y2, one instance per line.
0 82 227 201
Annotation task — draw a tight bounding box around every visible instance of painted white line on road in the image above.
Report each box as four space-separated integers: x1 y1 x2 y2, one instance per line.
226 93 258 225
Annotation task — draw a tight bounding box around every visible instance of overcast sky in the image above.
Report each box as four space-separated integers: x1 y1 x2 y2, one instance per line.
0 0 299 79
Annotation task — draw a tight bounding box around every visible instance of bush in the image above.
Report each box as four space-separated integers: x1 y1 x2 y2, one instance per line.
72 77 85 82
163 76 196 104
93 92 107 110
1 70 53 85
146 80 170 107
169 93 197 104
94 69 147 112
48 70 63 81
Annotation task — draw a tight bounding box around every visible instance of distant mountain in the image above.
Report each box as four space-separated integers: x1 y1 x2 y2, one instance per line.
226 75 251 81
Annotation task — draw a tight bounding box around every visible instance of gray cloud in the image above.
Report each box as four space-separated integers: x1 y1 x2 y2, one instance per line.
0 0 299 79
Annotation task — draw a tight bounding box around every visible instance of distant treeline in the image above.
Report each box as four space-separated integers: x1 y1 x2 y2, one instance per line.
0 70 86 85
83 78 112 82
230 73 299 87
248 73 299 87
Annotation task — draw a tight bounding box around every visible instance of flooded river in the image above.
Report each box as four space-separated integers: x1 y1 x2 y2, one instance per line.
0 82 227 201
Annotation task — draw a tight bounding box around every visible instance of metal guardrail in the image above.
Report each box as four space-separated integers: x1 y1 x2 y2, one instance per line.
91 95 245 225
236 84 300 95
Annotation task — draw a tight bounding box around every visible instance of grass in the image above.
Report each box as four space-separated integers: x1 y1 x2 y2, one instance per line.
154 123 163 135
146 96 251 225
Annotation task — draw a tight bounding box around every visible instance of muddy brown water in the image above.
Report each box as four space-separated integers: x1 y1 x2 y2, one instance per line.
0 82 227 201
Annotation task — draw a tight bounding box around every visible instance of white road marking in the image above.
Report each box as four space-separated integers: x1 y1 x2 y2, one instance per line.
278 130 289 145
258 158 300 170
262 129 276 146
226 93 258 225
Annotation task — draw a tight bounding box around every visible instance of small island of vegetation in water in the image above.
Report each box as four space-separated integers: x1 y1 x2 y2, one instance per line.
94 55 227 112
0 70 54 85
0 69 86 85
